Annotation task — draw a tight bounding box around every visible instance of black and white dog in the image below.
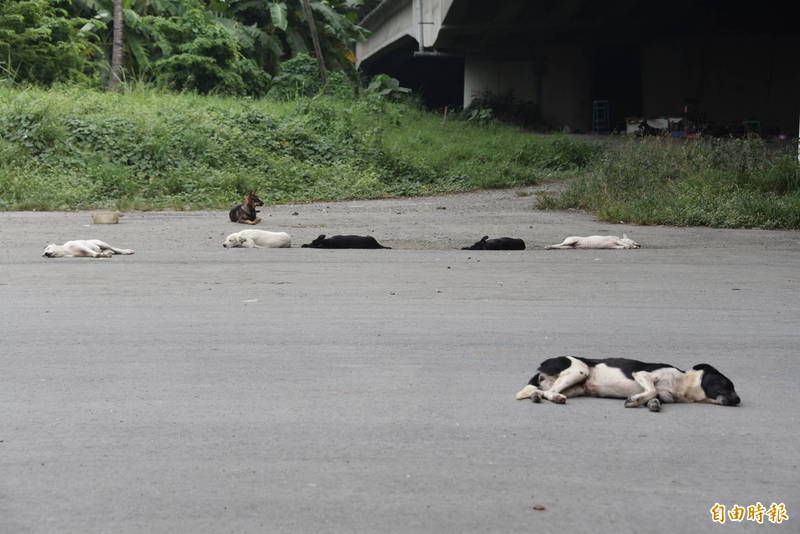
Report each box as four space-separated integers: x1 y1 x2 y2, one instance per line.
516 356 740 412
462 236 525 250
301 234 391 249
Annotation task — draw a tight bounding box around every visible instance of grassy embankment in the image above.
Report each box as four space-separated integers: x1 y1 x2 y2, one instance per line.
539 136 800 229
0 86 596 211
2 86 797 228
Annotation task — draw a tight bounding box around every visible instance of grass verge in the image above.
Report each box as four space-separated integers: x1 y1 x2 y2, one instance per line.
538 137 800 229
0 86 597 211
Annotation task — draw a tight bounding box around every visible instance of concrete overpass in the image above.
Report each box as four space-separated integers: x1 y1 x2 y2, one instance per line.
356 0 463 110
357 0 455 67
357 0 800 135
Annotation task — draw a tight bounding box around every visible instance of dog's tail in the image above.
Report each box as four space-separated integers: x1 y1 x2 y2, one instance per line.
515 373 540 400
515 384 537 400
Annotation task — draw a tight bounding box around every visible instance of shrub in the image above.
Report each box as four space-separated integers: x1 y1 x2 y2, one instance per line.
267 54 323 100
540 137 800 229
0 0 100 85
149 10 271 96
464 90 545 130
365 74 411 102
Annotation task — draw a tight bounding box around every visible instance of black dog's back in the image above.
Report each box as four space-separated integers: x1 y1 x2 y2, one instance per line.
463 236 526 250
573 357 680 378
301 234 391 249
528 356 678 385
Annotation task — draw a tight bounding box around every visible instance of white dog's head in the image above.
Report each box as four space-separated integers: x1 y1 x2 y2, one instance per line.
620 234 641 249
42 244 62 257
223 234 245 248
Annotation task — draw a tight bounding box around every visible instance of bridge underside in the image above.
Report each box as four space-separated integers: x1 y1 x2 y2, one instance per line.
359 0 799 134
360 36 464 109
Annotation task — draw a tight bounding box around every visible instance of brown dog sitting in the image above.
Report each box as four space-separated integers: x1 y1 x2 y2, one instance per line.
229 191 264 224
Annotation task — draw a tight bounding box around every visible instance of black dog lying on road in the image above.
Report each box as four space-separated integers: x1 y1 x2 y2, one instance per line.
462 236 525 250
515 356 740 412
301 234 391 249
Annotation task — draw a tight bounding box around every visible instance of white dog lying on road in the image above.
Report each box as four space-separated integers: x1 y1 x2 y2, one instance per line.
43 240 135 258
223 229 291 249
545 234 640 249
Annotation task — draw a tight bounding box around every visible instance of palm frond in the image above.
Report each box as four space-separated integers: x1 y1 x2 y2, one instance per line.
126 34 150 71
284 27 308 56
269 2 288 31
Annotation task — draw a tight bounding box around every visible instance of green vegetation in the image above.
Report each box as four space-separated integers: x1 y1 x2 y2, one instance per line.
538 137 800 229
0 0 99 84
379 107 598 190
0 86 596 211
3 85 796 230
1 0 369 94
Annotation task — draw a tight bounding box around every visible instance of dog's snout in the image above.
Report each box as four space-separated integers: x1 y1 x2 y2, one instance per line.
717 394 741 406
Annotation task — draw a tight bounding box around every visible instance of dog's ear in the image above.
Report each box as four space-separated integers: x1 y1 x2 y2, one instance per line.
481 236 489 242
316 234 326 241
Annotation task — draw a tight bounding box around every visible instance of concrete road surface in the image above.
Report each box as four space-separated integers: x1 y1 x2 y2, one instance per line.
1 188 798 533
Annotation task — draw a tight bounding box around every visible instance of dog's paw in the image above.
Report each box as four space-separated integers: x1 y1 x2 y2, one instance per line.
531 391 543 403
548 393 566 404
647 398 661 412
624 397 640 408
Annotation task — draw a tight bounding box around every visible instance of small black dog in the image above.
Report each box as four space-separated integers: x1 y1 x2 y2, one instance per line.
462 236 525 250
229 191 263 225
301 234 391 249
